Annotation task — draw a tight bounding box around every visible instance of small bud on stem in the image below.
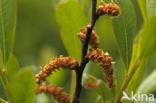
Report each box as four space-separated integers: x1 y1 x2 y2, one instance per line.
97 2 120 17
78 27 99 49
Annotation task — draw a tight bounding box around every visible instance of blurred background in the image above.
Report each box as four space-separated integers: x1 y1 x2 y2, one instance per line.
12 0 156 103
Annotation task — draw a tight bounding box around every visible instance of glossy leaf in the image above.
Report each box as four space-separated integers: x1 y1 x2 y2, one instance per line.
6 54 19 78
0 50 7 100
0 81 7 100
138 0 148 21
0 0 16 64
0 49 3 69
96 16 118 57
127 40 142 93
56 0 87 60
56 1 87 101
86 75 113 102
95 95 103 103
128 38 140 73
131 0 144 33
81 0 91 16
0 98 7 103
127 60 145 93
113 58 125 96
38 46 66 85
139 16 156 58
137 69 156 94
34 94 57 103
112 0 136 69
146 0 156 18
7 68 36 103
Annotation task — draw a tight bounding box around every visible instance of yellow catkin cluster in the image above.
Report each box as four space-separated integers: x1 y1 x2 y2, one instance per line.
78 27 99 49
36 56 78 83
36 83 70 103
97 2 120 16
86 48 115 88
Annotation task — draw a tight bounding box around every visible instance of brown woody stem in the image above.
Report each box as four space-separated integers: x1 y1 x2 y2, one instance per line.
72 0 99 103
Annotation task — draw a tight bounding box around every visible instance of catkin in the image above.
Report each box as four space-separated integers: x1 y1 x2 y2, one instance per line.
36 56 79 83
78 27 99 49
86 48 115 88
36 83 70 103
97 2 120 16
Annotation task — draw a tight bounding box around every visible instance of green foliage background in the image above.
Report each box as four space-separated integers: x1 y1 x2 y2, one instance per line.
0 0 156 103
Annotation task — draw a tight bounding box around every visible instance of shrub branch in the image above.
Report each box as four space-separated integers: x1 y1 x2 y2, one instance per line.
73 0 99 103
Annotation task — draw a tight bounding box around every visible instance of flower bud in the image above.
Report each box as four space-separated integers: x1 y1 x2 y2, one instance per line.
86 48 115 88
97 2 120 17
36 56 79 83
36 83 70 103
78 27 99 49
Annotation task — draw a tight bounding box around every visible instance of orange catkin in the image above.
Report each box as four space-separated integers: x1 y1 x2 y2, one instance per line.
86 48 115 88
78 27 99 49
36 56 79 83
36 83 70 103
97 2 120 16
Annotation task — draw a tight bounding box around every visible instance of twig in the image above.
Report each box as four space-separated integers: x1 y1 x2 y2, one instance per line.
113 59 140 103
72 0 99 103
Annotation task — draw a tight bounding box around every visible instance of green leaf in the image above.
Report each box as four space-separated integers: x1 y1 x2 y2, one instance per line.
38 46 66 85
56 0 87 60
46 69 66 85
95 95 103 103
146 0 156 18
96 16 118 56
0 0 16 64
131 0 144 33
137 69 156 94
128 38 140 72
7 68 36 103
0 50 7 100
34 93 57 103
139 16 156 58
81 0 91 17
96 0 101 8
127 60 145 93
86 75 113 102
6 54 19 78
0 81 7 100
0 98 7 103
112 0 136 69
127 40 142 93
52 0 68 9
138 0 148 21
56 1 87 101
114 58 126 96
0 49 3 69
